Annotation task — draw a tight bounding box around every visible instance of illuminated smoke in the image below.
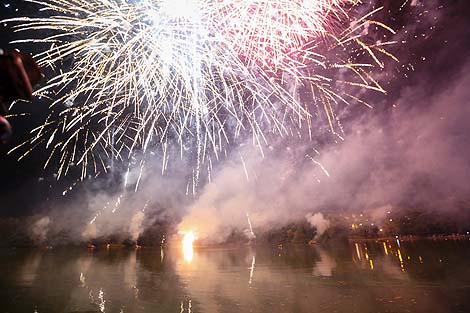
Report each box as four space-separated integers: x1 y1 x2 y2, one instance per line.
306 212 330 238
129 211 145 242
30 216 51 244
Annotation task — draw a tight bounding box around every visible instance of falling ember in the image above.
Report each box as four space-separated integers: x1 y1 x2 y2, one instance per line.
182 232 196 263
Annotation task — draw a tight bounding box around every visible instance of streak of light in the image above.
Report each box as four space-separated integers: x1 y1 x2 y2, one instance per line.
354 242 361 260
307 155 330 177
98 288 106 313
246 212 255 239
249 255 256 286
397 248 405 271
240 154 249 181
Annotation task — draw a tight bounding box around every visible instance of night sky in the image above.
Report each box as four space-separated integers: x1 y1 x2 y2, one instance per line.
0 0 469 223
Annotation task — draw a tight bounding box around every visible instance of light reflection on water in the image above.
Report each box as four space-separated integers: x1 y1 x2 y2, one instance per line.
0 240 470 313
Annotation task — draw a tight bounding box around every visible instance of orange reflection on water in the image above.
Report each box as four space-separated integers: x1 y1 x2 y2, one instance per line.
355 243 361 260
397 248 405 271
383 242 389 255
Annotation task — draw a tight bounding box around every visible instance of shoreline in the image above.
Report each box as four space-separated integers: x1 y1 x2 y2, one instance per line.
349 233 470 242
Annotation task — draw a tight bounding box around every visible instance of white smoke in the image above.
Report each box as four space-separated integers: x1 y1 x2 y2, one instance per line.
129 211 145 242
306 213 330 238
82 222 97 242
30 216 51 244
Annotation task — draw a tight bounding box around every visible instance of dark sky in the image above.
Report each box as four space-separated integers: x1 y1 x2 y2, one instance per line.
0 0 469 218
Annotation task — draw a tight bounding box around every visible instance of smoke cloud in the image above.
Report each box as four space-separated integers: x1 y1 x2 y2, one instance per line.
129 211 145 242
306 213 330 238
30 216 51 244
176 61 470 242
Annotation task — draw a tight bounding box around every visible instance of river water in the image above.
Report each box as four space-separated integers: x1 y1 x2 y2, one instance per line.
0 239 469 313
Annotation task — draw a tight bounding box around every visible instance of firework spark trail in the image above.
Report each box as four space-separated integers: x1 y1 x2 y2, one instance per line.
213 0 354 71
5 0 397 188
246 212 255 239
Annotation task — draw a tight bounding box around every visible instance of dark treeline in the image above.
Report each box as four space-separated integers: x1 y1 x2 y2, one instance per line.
0 206 469 248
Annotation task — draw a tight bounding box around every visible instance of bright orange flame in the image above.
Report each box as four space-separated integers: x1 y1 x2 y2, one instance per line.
182 232 195 263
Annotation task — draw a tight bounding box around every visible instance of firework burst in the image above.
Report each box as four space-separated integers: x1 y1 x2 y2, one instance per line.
214 0 352 70
5 0 397 189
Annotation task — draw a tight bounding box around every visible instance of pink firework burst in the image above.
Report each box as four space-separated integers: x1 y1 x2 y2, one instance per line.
213 0 356 70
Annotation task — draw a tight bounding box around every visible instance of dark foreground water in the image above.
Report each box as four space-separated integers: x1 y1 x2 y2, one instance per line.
1 239 470 313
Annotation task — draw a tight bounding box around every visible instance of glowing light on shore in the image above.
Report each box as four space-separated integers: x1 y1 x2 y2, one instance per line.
182 231 196 263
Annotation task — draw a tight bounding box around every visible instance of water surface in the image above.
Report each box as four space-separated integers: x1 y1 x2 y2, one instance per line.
1 239 469 313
